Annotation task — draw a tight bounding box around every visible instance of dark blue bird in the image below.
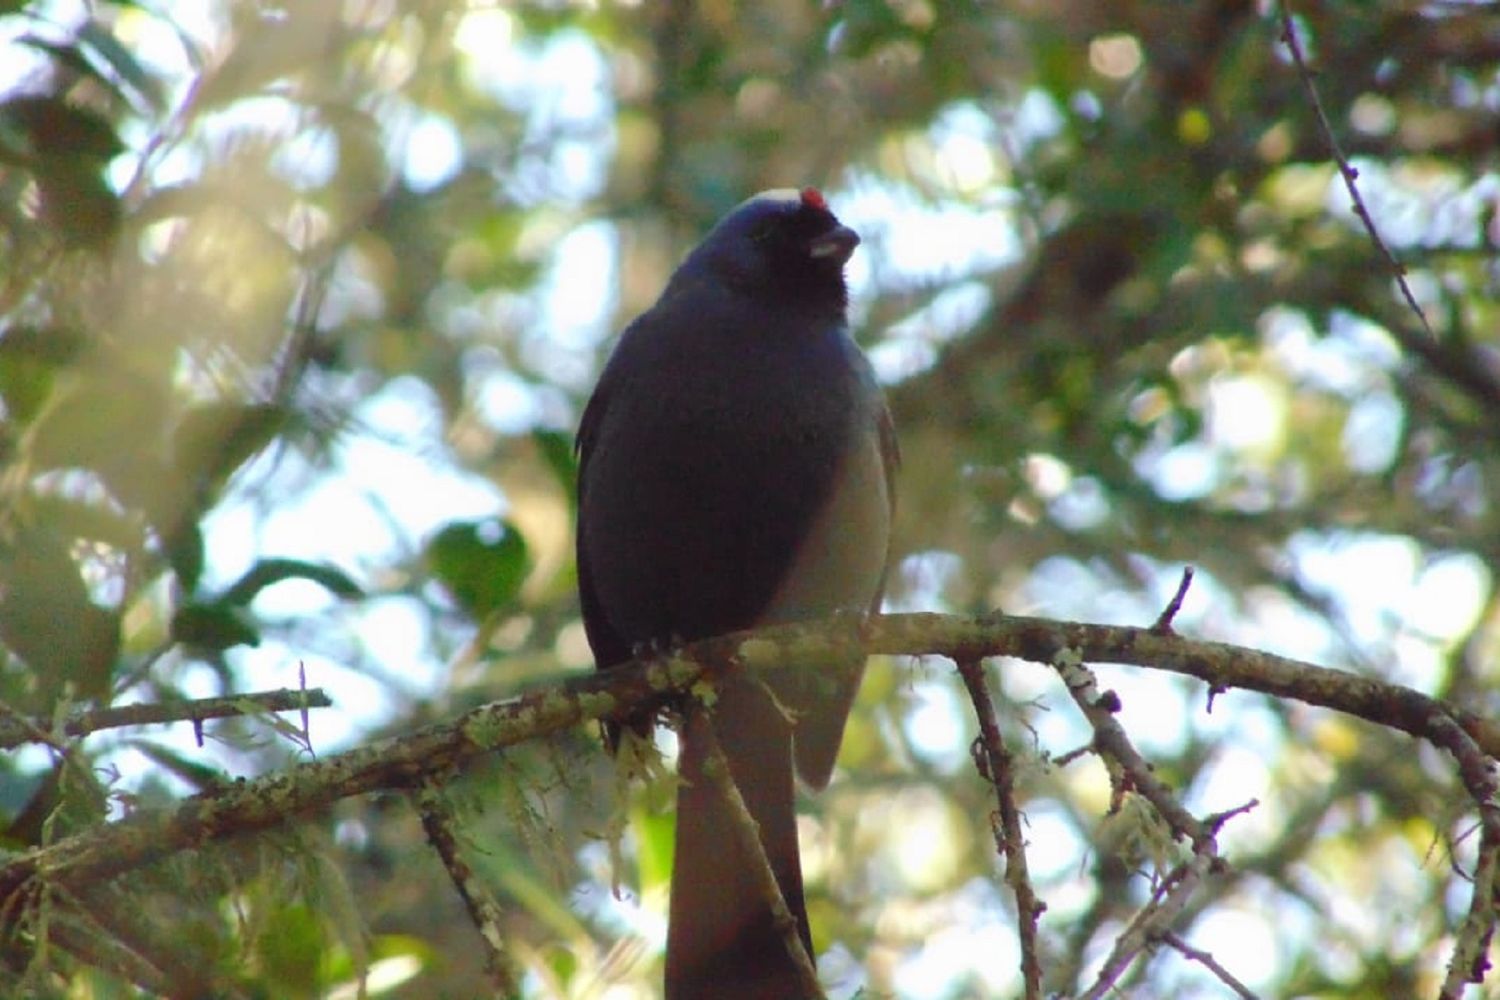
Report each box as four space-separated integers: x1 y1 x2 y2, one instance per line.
576 188 897 998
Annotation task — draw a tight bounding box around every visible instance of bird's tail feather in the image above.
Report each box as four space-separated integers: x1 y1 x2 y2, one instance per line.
665 680 813 999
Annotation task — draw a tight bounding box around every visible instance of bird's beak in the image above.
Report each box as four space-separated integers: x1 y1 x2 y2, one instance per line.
808 224 860 264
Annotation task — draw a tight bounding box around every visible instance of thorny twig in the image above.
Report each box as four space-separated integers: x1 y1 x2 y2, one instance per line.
0 688 331 750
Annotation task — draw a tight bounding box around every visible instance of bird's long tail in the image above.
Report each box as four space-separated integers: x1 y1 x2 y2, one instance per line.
665 680 813 999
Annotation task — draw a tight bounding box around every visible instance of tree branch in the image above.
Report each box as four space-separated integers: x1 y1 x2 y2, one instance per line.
4 611 1497 943
1054 650 1240 996
1277 1 1500 420
1276 1 1436 339
955 656 1043 1000
1427 713 1500 999
1161 930 1260 999
0 688 332 750
693 712 825 998
414 776 523 998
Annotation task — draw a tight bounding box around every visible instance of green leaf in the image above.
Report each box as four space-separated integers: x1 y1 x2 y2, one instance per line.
635 805 676 895
127 739 231 792
545 945 580 988
27 494 145 551
165 521 205 594
254 903 326 994
425 518 530 618
534 428 579 509
0 526 120 701
173 401 288 491
219 558 363 607
14 38 100 89
28 373 170 475
170 602 261 652
76 19 167 110
0 354 54 427
0 324 89 366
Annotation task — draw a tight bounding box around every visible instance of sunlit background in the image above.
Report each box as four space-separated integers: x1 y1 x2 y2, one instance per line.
2 0 1498 997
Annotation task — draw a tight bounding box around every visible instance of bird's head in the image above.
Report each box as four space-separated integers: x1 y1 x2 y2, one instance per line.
672 188 860 312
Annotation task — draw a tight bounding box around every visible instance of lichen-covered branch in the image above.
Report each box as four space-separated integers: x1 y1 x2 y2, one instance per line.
0 649 705 914
693 714 824 998
868 613 1500 757
1054 651 1238 996
1426 713 1500 999
955 656 1043 1000
414 777 523 998
4 610 1496 944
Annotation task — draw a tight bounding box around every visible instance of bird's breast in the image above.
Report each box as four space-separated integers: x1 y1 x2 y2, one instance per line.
579 326 884 650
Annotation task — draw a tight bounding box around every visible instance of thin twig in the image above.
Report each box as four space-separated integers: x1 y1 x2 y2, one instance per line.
7 612 1500 929
1151 566 1194 634
0 688 332 750
414 777 523 998
1423 713 1500 998
1275 4 1500 423
1051 743 1093 767
0 702 74 755
1054 654 1209 848
693 713 825 999
955 656 1044 1000
1053 652 1245 997
1276 1 1434 338
43 913 169 995
1440 821 1499 1000
1161 930 1260 999
1078 854 1215 1000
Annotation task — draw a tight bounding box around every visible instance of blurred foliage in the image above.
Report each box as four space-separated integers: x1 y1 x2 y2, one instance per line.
0 0 1498 996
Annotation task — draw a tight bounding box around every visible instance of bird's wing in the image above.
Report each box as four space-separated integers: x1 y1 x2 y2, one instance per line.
574 356 634 674
787 397 898 790
871 399 901 614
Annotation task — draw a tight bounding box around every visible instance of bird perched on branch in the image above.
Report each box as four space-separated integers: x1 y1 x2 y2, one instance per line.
576 187 897 998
